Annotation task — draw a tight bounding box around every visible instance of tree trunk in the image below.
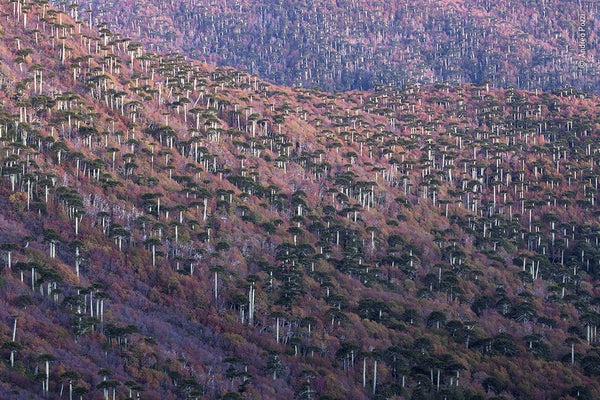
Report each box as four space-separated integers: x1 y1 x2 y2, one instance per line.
372 360 377 394
248 284 255 326
213 271 218 303
75 246 80 277
362 358 366 388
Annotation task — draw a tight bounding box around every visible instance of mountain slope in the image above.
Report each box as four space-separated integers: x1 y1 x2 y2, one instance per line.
51 0 600 92
0 1 599 399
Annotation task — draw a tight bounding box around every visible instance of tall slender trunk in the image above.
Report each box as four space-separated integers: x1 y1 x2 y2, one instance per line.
372 360 377 394
213 271 218 303
362 358 366 388
45 360 50 395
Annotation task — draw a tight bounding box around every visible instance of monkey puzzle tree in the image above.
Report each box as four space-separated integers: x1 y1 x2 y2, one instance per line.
0 242 19 269
43 228 62 259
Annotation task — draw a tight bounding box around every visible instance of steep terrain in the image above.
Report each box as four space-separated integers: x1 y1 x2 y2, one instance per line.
1 1 600 399
51 0 600 92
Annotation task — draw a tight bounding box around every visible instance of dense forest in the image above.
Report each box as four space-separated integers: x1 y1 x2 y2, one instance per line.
50 0 600 91
1 1 600 399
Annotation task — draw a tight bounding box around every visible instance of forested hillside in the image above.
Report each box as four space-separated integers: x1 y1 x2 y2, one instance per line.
51 0 600 91
1 1 600 399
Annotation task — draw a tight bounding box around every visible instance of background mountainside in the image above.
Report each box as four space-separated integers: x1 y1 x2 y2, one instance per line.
1 1 600 399
51 0 600 92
